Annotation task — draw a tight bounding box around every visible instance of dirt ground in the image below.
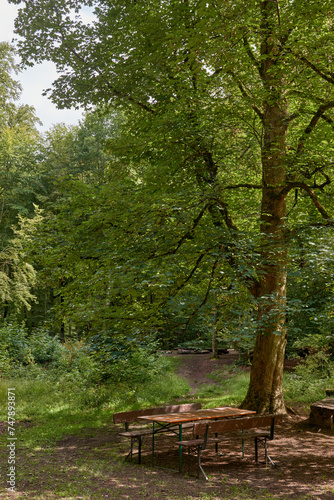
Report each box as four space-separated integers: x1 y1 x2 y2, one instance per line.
1 351 334 499
157 351 334 498
168 351 334 497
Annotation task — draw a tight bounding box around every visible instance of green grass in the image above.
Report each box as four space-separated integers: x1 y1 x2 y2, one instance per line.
0 355 192 448
282 353 334 404
195 366 250 408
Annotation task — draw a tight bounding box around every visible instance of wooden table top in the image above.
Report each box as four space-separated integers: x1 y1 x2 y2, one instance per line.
137 407 256 424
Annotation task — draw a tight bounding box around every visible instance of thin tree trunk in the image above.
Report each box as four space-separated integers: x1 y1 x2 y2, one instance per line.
211 305 219 359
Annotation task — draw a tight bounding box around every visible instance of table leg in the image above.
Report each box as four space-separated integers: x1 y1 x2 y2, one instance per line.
178 423 182 473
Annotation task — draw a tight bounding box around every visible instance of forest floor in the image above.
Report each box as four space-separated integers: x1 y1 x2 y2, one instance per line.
1 351 334 499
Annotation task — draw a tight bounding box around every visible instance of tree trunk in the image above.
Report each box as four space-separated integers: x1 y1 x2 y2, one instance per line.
241 1 288 414
211 305 219 359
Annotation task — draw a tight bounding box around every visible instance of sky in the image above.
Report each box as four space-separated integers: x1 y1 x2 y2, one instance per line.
0 0 84 131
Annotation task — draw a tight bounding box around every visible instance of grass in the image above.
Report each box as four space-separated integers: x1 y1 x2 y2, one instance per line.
197 365 250 407
0 360 191 448
282 352 334 404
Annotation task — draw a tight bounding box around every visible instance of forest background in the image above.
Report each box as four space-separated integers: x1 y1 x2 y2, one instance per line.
0 0 334 415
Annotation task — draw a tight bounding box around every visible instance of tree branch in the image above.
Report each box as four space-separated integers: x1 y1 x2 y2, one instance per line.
280 181 331 219
242 34 262 76
297 101 334 154
229 72 264 120
223 183 263 190
321 113 334 128
294 53 334 86
170 249 213 298
305 187 332 220
182 255 220 331
56 23 155 114
280 174 331 195
148 204 209 259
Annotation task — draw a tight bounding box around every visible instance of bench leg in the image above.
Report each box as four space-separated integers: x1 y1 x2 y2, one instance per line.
255 437 276 467
197 447 208 481
124 438 134 462
264 438 267 466
180 444 208 480
124 436 142 464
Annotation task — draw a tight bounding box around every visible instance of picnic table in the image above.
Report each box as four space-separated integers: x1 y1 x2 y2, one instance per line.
137 406 256 473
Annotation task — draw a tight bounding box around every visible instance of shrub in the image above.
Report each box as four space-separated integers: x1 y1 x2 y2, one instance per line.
28 328 63 365
292 333 334 358
284 351 334 403
0 348 11 377
0 323 32 366
86 332 167 384
0 322 62 372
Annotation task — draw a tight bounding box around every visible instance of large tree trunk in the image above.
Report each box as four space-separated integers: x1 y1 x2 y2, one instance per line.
241 1 288 414
242 104 288 413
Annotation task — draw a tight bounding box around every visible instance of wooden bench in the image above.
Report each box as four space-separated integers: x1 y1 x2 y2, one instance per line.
113 402 201 463
176 414 282 480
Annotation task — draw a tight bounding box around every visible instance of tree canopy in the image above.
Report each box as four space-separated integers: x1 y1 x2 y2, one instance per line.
8 0 334 412
0 41 43 316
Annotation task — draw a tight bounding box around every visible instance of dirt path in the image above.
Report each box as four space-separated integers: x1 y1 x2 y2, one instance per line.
171 349 241 392
171 349 299 390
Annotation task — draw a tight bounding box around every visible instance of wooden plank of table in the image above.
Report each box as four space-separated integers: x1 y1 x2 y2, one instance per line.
137 407 256 424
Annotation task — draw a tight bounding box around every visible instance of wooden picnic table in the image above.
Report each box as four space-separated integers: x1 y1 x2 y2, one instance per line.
137 406 256 473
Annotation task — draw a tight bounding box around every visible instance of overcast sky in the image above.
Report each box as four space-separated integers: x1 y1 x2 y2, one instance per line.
0 0 84 131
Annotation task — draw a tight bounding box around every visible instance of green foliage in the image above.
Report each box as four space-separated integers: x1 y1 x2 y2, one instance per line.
28 328 63 365
86 333 170 386
292 334 334 357
0 323 33 366
0 42 44 318
0 351 190 423
284 352 334 403
0 210 45 315
0 42 40 129
0 323 189 409
0 322 62 372
286 225 334 357
0 348 11 377
103 349 168 385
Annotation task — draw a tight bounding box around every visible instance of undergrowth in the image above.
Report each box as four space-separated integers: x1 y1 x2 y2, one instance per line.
283 351 334 403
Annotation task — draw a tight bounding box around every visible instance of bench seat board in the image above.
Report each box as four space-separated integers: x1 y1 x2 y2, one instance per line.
176 437 220 447
118 429 153 438
119 421 195 439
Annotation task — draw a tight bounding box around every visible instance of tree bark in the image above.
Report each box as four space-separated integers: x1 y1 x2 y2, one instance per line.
241 0 288 414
